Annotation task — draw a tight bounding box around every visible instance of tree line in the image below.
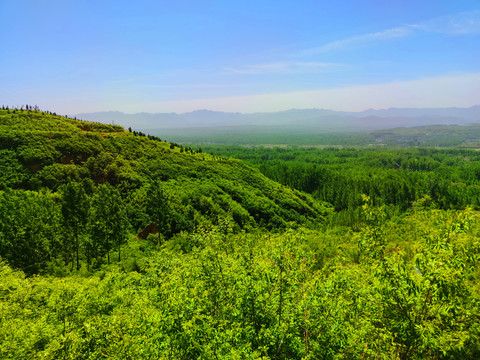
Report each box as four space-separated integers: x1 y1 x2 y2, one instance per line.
204 145 480 226
0 179 180 275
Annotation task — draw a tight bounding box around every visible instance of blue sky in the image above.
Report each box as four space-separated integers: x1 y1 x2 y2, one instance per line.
0 0 479 114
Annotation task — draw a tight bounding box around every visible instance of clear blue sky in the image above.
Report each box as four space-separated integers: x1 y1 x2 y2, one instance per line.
1 0 479 114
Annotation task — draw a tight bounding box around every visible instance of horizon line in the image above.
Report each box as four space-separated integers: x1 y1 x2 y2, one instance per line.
71 104 480 117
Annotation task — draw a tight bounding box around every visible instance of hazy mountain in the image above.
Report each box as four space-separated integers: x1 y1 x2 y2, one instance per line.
75 110 245 129
75 106 480 134
356 106 480 120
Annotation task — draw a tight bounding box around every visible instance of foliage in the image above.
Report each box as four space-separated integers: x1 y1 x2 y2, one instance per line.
1 209 479 358
0 189 61 275
60 182 89 270
1 109 479 358
89 184 128 265
203 145 480 226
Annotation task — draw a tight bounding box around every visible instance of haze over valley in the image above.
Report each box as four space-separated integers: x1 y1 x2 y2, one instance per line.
75 105 480 146
77 105 480 131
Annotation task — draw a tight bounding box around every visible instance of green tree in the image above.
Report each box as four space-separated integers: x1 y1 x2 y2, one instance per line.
0 189 60 275
145 180 170 237
90 184 128 265
361 201 480 358
60 181 89 270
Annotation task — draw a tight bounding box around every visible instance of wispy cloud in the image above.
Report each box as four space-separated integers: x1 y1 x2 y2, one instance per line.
408 10 480 34
222 61 341 75
300 27 411 56
222 10 479 75
140 83 233 90
299 10 480 56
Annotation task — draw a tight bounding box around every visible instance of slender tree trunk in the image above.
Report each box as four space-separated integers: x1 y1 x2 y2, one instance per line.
75 230 80 271
76 245 79 270
107 238 110 264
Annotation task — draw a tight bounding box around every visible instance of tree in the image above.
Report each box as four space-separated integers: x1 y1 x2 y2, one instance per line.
146 180 170 237
60 181 89 270
360 200 480 358
0 189 60 275
90 184 128 265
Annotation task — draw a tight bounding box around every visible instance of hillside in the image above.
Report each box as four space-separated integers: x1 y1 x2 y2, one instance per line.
0 109 328 224
0 109 330 274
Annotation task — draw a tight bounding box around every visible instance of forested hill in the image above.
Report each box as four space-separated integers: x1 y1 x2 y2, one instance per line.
0 108 329 273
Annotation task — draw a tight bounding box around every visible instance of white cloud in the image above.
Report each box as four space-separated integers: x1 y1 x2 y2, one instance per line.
222 61 341 75
300 27 411 55
139 83 233 90
409 10 480 35
299 10 480 56
131 72 480 113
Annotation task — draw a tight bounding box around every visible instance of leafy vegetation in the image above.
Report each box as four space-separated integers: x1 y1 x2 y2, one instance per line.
370 124 480 148
202 145 480 227
0 109 479 358
0 108 328 274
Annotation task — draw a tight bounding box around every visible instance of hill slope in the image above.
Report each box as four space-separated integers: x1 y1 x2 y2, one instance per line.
0 109 330 234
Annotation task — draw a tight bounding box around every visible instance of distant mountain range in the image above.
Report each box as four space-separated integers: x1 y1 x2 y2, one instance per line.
75 106 480 133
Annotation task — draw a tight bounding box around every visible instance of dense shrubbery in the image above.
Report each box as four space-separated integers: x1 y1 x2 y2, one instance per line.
1 206 479 359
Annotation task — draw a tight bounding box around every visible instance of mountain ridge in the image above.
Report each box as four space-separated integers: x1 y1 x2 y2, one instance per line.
75 105 480 133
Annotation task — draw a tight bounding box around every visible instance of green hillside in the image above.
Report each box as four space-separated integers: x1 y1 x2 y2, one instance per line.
1 109 479 359
0 109 329 274
0 109 328 225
